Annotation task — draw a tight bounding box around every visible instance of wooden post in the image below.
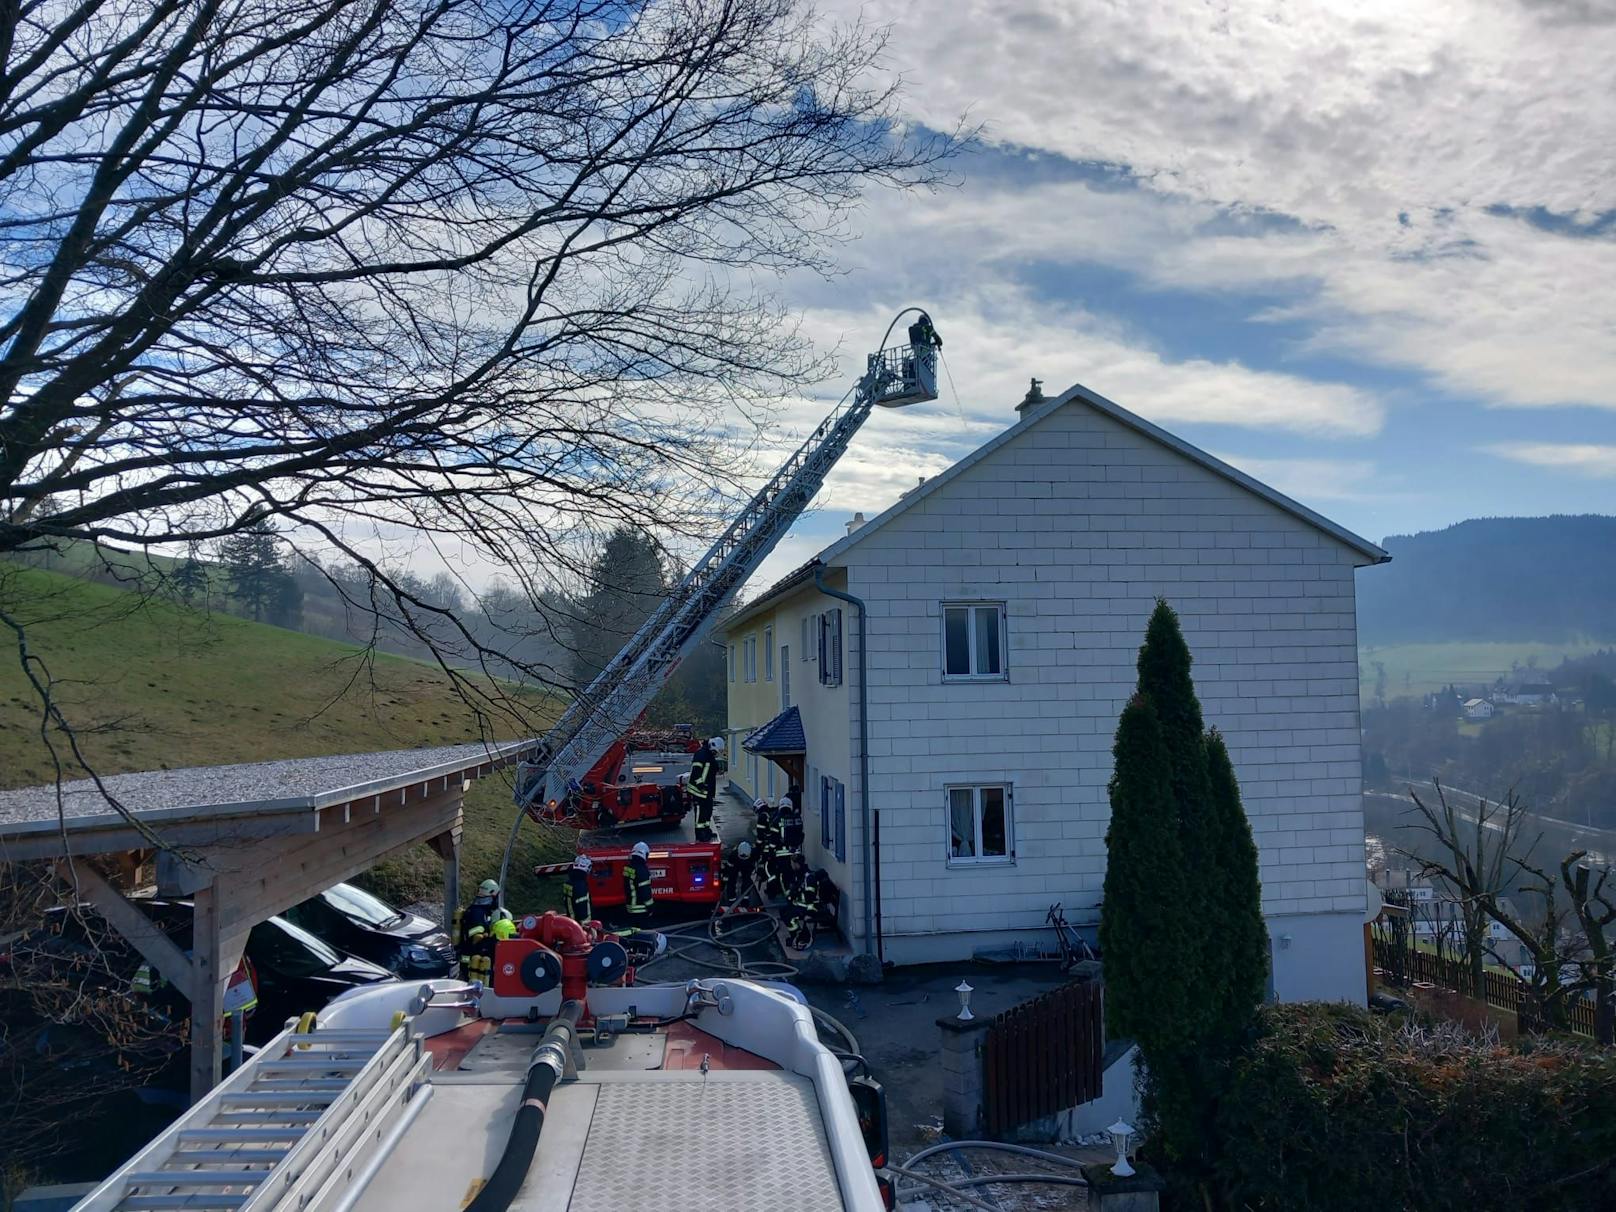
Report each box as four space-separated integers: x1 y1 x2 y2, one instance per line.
429 827 461 930
190 881 224 1104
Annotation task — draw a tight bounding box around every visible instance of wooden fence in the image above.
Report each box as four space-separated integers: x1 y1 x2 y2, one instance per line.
981 979 1104 1136
1371 937 1599 1039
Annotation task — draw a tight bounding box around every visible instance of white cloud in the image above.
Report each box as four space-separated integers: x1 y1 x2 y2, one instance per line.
819 0 1616 412
1208 452 1382 504
1483 441 1616 476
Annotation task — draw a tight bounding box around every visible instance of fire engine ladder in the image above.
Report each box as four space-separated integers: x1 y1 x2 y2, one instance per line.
511 331 937 830
74 1025 430 1212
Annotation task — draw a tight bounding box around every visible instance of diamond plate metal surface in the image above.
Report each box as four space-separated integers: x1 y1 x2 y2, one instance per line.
568 1078 846 1211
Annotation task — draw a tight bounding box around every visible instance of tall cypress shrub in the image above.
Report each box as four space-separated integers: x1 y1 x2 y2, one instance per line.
1100 696 1194 1051
1134 599 1222 1022
1207 728 1270 1037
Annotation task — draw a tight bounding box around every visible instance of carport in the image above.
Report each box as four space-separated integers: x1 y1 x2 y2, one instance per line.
0 739 536 1100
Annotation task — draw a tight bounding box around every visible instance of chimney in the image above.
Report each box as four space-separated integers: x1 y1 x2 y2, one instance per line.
845 511 868 536
1016 377 1046 414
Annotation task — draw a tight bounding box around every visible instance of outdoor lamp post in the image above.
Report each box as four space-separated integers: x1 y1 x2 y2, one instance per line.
955 980 974 1021
1108 1120 1135 1177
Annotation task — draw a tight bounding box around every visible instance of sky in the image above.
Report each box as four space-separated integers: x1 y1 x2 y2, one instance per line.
738 0 1616 590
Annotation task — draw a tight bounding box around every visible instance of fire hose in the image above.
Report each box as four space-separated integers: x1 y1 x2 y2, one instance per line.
463 999 583 1212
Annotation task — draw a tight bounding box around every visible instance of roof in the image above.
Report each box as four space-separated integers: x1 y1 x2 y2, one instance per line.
725 558 824 633
816 381 1390 568
0 738 537 838
742 706 806 755
1464 698 1489 707
725 377 1389 631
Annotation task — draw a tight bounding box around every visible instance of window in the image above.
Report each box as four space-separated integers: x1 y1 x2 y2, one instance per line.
767 761 776 797
942 603 1006 680
748 750 759 791
834 781 846 863
764 626 774 681
728 644 736 683
818 609 843 686
946 784 1013 865
801 616 810 660
806 614 817 662
781 648 790 708
744 634 757 682
820 775 832 848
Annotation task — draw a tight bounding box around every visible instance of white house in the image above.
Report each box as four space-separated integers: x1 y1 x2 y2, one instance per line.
723 381 1388 1003
1463 698 1495 721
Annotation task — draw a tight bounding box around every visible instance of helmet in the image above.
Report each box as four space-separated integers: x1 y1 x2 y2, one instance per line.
710 737 725 753
495 908 514 923
776 796 793 811
753 797 770 811
631 841 650 859
477 879 500 897
573 854 592 872
737 841 753 860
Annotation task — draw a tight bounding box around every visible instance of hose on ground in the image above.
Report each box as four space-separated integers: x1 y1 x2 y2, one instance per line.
901 1140 1092 1170
629 915 860 1057
899 1172 1088 1194
892 1141 1092 1208
883 1164 1000 1211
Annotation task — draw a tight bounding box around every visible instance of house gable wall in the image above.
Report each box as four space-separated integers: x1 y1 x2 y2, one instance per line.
838 402 1368 995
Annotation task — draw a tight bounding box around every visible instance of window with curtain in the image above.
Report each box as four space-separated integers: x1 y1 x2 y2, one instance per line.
946 784 1013 865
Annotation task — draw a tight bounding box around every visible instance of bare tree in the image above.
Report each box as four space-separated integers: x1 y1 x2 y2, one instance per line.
1563 853 1616 1045
1403 781 1615 1041
1402 782 1527 997
0 0 959 793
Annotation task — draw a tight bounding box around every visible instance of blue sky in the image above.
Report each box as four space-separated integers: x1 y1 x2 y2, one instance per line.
742 0 1616 587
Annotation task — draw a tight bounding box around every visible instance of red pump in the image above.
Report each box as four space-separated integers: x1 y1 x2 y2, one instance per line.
490 912 631 1021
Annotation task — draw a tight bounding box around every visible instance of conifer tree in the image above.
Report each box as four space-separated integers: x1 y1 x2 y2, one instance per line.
1206 727 1269 1038
1100 696 1195 1051
1133 599 1222 1021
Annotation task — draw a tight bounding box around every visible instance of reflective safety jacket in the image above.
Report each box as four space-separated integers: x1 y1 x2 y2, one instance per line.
625 854 654 916
565 869 592 922
688 745 718 799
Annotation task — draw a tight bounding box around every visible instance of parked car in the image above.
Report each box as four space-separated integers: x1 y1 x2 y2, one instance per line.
281 883 456 978
1 900 396 1046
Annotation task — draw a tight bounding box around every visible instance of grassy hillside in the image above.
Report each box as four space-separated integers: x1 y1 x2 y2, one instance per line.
1359 639 1615 703
0 564 572 908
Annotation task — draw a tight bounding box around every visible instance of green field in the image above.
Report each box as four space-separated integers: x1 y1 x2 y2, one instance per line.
0 565 572 909
1359 639 1616 703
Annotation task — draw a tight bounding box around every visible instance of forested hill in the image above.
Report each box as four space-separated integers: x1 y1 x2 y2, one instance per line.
1357 515 1616 645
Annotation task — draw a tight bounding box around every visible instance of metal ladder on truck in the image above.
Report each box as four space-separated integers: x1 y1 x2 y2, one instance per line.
506 317 938 873
73 1025 431 1212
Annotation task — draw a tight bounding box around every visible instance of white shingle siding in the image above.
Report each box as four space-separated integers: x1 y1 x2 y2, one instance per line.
841 403 1370 958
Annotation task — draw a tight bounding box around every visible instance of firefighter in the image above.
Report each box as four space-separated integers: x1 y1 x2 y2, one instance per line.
720 840 757 908
463 924 494 983
624 840 655 921
785 856 820 951
564 854 594 923
490 908 518 941
908 310 942 350
462 878 500 941
688 736 724 841
752 796 778 850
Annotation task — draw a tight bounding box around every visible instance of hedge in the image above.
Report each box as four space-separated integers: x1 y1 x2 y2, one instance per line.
1208 1002 1616 1211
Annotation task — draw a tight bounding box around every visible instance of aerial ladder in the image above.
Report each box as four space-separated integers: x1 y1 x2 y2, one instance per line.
499 311 940 889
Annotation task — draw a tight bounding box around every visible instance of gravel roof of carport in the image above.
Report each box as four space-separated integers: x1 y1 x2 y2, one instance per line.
0 739 536 831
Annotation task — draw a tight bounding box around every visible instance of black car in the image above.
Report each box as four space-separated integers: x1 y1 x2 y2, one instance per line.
3 900 396 1047
282 883 456 978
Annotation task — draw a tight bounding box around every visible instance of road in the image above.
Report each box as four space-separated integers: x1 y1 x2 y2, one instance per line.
1368 784 1615 868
